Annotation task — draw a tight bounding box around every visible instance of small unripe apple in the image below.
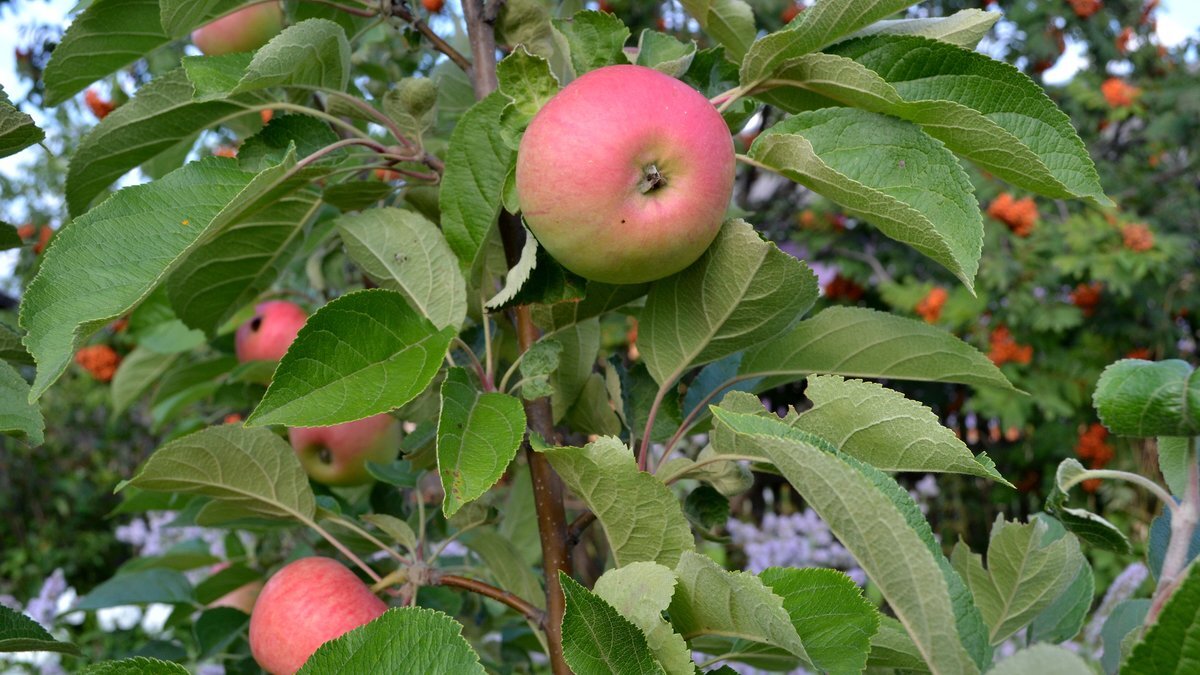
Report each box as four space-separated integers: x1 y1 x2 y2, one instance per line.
288 414 400 486
249 557 387 675
422 0 445 12
516 64 735 284
235 300 307 363
192 2 285 56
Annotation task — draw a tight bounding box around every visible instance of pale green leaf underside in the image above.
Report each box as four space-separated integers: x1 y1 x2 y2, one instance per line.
230 19 351 95
159 0 244 38
338 207 467 331
796 375 1010 484
560 573 666 675
741 306 1015 392
988 644 1093 675
461 529 545 611
437 367 526 517
640 219 818 387
847 9 999 49
247 289 455 427
711 408 981 675
750 108 982 288
123 425 316 525
740 0 915 85
594 562 694 675
110 347 180 417
678 0 756 62
540 437 694 568
297 608 485 675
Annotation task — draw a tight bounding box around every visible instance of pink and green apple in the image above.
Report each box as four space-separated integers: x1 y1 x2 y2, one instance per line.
192 2 285 56
234 300 307 363
288 413 400 486
515 64 735 284
249 557 387 674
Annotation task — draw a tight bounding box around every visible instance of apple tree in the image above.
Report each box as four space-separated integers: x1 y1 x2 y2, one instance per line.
2 0 1198 673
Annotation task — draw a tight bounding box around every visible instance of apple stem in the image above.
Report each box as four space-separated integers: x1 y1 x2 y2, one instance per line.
638 164 667 194
306 519 383 584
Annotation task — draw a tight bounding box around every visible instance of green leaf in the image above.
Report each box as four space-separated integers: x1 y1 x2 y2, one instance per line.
711 406 984 674
670 551 810 670
0 87 43 158
781 35 1107 203
485 235 588 312
593 562 693 675
24 155 314 400
361 514 418 553
1123 563 1200 674
78 657 189 674
338 207 467 330
683 484 729 531
988 644 1093 675
759 567 879 674
0 604 81 655
866 616 928 671
383 78 437 144
169 154 324 335
436 367 526 517
461 529 545 611
677 0 755 62
539 437 694 568
531 281 648 333
229 19 351 95
1094 359 1200 438
0 361 43 445
247 289 455 427
1044 459 1134 554
559 573 666 675
640 219 818 388
66 68 268 216
553 10 631 76
497 46 560 124
1028 520 1095 644
548 320 600 421
111 347 181 416
0 323 32 366
122 424 316 526
323 181 392 211
635 30 697 77
750 108 982 288
848 8 999 49
0 222 20 252
297 607 485 674
739 0 914 85
75 568 194 610
43 0 170 106
194 606 249 659
950 517 1084 645
1158 437 1195 498
656 446 753 497
795 375 1009 483
565 373 623 437
439 92 515 269
159 0 247 37
194 564 260 605
1103 600 1150 675
741 306 1014 392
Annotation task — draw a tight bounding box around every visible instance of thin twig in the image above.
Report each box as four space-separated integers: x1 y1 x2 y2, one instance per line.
565 511 596 548
452 336 492 390
307 520 383 583
390 1 474 74
437 573 547 625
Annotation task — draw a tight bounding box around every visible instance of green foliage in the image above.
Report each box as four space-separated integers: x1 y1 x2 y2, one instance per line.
296 608 485 674
0 604 80 655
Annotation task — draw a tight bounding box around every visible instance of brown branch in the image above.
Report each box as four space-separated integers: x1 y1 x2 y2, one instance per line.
565 511 596 548
437 573 547 625
463 3 570 672
390 1 474 75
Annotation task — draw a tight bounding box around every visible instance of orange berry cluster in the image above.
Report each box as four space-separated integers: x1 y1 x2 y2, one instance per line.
1116 27 1133 54
1101 78 1141 108
74 344 121 382
915 287 948 323
84 89 115 120
986 193 1038 237
1069 282 1103 316
824 274 865 302
1068 0 1102 19
1121 223 1154 251
988 326 1033 366
1126 347 1152 359
1075 422 1115 492
17 224 53 254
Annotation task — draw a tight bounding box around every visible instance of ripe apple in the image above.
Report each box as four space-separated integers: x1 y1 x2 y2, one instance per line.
235 300 307 363
288 413 400 486
192 2 285 56
249 557 387 675
515 64 735 284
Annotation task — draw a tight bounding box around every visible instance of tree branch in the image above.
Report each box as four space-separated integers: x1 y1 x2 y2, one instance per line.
462 3 570 672
437 573 547 625
390 1 474 75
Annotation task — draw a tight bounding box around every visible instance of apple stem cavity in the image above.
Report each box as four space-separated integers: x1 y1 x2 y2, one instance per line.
638 164 667 194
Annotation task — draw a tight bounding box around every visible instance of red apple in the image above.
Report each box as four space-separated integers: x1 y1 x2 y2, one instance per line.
516 64 735 284
288 413 400 486
210 580 264 614
192 2 285 56
249 557 387 675
235 300 307 363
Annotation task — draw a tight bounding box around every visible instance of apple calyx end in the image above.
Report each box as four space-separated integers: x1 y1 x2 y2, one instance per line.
638 164 667 195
